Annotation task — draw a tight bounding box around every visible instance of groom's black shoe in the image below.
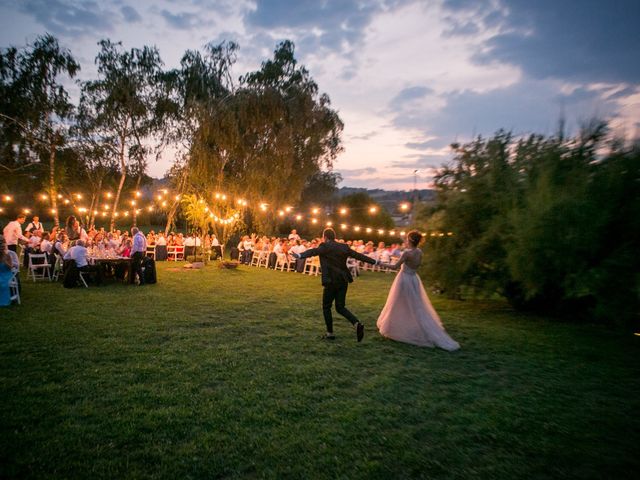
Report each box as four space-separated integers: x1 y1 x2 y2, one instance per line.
321 333 336 340
356 322 364 342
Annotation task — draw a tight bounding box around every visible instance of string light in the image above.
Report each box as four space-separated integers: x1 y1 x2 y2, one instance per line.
0 188 423 239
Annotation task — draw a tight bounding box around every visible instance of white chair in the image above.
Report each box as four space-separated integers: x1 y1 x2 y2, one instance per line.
9 271 20 305
258 251 270 268
146 245 156 260
347 258 359 278
78 270 89 288
51 255 64 281
27 253 51 282
275 252 292 272
250 251 266 267
304 256 320 276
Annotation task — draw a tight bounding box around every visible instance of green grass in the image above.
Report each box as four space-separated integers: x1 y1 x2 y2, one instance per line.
1 263 639 479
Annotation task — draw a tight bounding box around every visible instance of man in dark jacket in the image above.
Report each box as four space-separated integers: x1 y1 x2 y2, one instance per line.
292 228 377 341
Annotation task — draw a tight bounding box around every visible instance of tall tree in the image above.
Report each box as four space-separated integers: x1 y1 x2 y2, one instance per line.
0 34 79 226
79 40 165 230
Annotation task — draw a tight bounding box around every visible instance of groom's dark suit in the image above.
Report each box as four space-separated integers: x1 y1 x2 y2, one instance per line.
298 240 376 334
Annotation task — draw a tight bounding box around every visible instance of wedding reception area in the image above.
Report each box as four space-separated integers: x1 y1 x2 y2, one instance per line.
1 0 639 478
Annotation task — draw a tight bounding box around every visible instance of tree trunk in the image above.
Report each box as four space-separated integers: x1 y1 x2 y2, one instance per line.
88 177 102 229
48 134 59 228
110 133 127 231
132 175 142 228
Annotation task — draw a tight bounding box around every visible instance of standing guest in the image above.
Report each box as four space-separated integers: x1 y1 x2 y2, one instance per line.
25 216 43 233
288 229 300 242
63 240 102 285
64 215 87 242
130 227 147 285
2 214 28 253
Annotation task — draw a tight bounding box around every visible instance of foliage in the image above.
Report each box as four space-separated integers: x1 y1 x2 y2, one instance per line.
422 124 640 326
1 264 639 478
334 192 395 237
187 41 344 234
0 34 80 226
78 40 167 230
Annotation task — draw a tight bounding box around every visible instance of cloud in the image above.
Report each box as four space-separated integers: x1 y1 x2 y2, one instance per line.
461 0 640 84
14 0 116 37
349 131 378 141
390 78 623 148
121 5 142 24
390 86 433 108
160 9 213 30
337 167 378 177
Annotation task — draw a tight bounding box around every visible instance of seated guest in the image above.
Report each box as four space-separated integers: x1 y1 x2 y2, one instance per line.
118 239 132 258
39 232 53 262
64 240 102 285
155 233 168 261
156 233 166 246
23 229 43 268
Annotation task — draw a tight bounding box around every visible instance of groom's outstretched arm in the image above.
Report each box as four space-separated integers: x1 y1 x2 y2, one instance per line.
296 244 325 260
349 250 376 265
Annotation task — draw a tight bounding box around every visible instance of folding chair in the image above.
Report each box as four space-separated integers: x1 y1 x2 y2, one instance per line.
9 271 20 305
146 245 156 260
27 253 51 282
304 257 320 276
51 255 64 281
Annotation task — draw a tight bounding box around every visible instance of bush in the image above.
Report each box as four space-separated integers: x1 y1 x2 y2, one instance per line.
422 124 640 327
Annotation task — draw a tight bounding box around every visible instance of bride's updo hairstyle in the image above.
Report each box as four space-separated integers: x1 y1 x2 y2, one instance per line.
407 230 423 247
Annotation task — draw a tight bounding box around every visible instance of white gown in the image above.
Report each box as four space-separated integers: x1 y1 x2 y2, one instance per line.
377 249 460 351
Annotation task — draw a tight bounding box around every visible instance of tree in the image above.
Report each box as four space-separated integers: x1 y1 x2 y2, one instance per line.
0 34 79 226
187 40 343 234
79 40 165 230
160 41 238 235
423 124 640 326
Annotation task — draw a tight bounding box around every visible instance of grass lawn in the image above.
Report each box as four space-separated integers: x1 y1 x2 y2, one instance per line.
1 262 639 479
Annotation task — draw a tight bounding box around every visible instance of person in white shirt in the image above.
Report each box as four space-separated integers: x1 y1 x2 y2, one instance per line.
25 216 43 233
3 215 28 252
130 227 147 285
288 229 300 242
156 234 166 246
64 240 103 285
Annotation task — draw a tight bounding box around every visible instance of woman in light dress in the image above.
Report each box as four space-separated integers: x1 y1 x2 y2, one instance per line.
377 231 460 351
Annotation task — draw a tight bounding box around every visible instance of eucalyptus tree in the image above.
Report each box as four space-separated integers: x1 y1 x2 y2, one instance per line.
0 34 79 226
188 40 343 234
161 41 238 238
79 40 165 230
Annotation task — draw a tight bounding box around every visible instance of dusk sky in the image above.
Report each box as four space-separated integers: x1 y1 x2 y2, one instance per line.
1 0 638 190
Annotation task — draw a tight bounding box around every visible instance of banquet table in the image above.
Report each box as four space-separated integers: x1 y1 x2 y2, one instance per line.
88 256 133 283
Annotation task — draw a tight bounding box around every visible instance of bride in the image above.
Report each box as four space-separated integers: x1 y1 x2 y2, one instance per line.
377 231 460 351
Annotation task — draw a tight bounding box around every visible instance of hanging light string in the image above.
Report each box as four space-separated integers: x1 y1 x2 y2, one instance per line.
0 189 451 238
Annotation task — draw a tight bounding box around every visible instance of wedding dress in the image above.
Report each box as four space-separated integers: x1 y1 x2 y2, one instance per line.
377 248 460 351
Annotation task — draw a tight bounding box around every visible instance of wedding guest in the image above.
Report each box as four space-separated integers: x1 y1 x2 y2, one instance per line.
2 214 28 252
0 235 19 306
130 227 147 285
23 229 43 268
288 229 300 242
64 239 102 285
25 215 43 233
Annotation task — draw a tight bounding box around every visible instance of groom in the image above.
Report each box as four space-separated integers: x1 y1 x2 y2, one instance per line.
292 228 377 341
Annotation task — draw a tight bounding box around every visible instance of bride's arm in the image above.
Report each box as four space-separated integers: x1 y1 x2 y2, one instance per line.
379 251 407 270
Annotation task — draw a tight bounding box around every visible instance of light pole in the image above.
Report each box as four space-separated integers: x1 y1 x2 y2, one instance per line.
411 169 419 224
